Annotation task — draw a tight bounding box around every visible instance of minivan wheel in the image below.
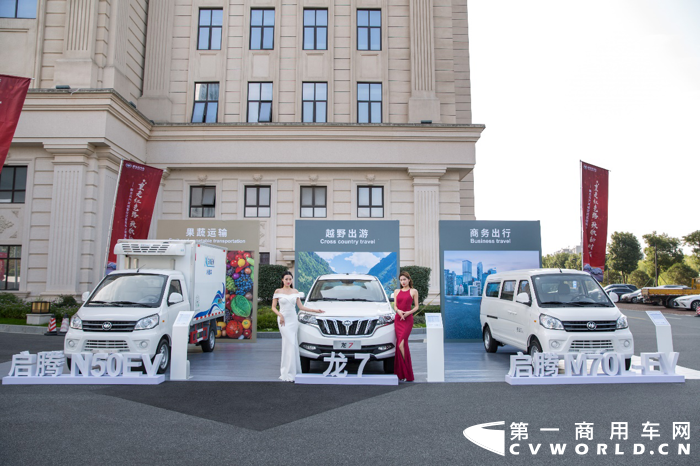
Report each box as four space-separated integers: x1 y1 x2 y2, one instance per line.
528 339 542 356
155 338 171 374
300 356 311 373
383 357 395 374
483 326 499 353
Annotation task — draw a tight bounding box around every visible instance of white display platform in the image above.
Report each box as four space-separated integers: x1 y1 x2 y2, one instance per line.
171 311 194 381
425 313 445 382
295 374 399 385
506 374 684 385
2 375 165 385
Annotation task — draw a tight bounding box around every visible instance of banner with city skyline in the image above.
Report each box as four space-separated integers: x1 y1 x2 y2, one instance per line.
440 221 542 340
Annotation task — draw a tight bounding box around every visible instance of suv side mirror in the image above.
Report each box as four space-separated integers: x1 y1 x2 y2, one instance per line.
515 292 531 305
81 291 90 302
168 293 183 305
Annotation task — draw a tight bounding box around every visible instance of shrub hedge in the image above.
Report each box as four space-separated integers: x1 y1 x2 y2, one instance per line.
400 266 431 305
258 264 290 304
0 293 81 320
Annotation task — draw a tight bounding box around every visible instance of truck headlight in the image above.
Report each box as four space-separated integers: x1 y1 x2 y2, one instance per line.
298 312 318 325
539 314 564 330
377 313 395 327
616 315 629 329
70 315 82 330
134 314 159 330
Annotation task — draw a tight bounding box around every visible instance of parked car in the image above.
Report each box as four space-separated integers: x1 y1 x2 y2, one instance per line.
606 286 638 300
604 284 638 292
480 269 634 370
620 289 643 303
672 294 700 313
297 274 396 374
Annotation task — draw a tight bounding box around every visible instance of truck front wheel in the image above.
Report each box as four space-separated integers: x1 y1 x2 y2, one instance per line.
155 338 171 374
201 324 216 352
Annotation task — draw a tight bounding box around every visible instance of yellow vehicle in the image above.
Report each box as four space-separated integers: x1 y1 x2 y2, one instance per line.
642 278 700 308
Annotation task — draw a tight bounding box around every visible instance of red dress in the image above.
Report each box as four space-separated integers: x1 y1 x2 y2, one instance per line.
394 289 414 381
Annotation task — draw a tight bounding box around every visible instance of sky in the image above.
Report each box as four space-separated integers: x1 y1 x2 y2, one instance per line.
315 251 391 274
444 250 541 276
468 0 700 255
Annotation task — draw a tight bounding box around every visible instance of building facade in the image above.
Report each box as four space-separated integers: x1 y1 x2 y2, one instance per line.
1 0 483 300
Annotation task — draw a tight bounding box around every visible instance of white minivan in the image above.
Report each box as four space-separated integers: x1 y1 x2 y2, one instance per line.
480 269 634 369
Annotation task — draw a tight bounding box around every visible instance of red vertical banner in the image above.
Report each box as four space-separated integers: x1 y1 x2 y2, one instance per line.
107 161 163 266
581 162 609 282
0 74 31 174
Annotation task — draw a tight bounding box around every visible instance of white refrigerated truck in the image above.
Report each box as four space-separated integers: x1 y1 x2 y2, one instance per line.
64 240 227 373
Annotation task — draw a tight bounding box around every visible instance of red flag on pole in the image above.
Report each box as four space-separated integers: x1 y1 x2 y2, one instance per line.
581 162 609 282
106 161 163 268
0 74 31 174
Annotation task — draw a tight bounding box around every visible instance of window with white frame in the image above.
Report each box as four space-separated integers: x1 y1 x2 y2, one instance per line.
300 186 327 218
357 186 384 218
244 185 271 217
190 186 216 218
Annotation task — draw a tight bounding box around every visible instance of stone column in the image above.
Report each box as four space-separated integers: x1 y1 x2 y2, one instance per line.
408 0 441 123
102 0 131 95
138 0 175 122
54 0 100 88
43 143 94 296
409 166 446 296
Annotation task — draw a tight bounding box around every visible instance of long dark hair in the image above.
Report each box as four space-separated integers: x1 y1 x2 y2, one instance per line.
281 271 293 281
399 271 413 289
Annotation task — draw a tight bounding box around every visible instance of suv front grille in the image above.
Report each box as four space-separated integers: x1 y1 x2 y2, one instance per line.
317 318 378 336
82 321 137 332
562 321 617 332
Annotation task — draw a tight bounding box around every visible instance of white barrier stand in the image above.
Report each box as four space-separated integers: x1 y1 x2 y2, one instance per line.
170 311 193 381
646 311 674 354
426 313 445 382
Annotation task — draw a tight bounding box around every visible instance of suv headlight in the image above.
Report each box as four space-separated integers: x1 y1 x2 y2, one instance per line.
616 315 629 329
377 313 395 327
539 314 564 330
298 312 318 325
70 314 82 330
134 314 159 330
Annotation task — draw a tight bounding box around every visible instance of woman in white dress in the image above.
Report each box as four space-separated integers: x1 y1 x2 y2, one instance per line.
271 271 325 382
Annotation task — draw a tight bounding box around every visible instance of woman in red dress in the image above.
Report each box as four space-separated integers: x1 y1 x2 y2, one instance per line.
393 271 419 381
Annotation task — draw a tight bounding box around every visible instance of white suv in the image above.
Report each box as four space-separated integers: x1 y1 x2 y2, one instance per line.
297 274 396 374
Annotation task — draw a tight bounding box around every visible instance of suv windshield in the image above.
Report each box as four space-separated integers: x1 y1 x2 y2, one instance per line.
308 279 387 302
86 274 167 308
532 274 613 308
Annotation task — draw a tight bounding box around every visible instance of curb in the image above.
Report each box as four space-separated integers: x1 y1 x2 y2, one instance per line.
0 324 51 335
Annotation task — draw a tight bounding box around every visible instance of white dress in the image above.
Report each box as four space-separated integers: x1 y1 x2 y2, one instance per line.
274 293 302 381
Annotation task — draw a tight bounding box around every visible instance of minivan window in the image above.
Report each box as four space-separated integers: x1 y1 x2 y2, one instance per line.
485 282 500 298
518 280 531 301
500 280 516 301
532 274 614 308
308 279 385 302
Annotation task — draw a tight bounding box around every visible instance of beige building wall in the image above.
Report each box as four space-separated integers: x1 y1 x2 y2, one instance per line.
2 0 483 299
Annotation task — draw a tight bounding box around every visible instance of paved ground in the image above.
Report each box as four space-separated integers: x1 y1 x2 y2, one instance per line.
1 308 698 465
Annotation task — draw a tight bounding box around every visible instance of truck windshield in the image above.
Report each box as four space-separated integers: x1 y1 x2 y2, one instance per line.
86 274 167 308
308 279 386 302
532 274 614 308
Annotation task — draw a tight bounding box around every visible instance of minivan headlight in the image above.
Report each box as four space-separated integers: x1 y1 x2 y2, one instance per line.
298 312 318 325
616 315 629 329
70 314 82 330
539 314 564 330
377 313 395 327
134 314 159 330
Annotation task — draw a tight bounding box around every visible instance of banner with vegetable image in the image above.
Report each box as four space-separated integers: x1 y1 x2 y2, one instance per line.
581 162 609 282
439 221 542 340
157 220 259 342
294 220 400 298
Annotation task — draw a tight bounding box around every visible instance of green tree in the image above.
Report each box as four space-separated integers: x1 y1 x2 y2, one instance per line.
628 269 652 289
660 263 698 287
683 230 700 259
642 232 684 283
607 232 643 283
543 251 580 269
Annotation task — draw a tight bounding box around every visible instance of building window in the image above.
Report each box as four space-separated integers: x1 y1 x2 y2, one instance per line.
0 0 37 19
190 186 216 218
357 186 383 218
198 8 223 50
300 186 326 218
357 10 381 51
303 9 327 50
357 83 382 123
302 82 327 123
259 252 270 265
192 83 219 123
247 82 273 122
0 166 27 204
250 9 275 50
0 245 21 290
245 185 271 218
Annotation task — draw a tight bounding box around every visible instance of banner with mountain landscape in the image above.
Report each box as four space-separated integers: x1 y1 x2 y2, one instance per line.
294 220 400 297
